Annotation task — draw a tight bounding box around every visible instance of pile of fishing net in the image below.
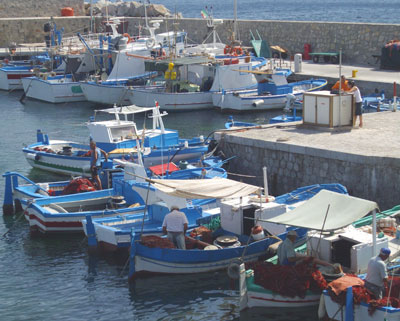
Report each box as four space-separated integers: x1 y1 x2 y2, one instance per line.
327 275 400 314
61 178 96 195
140 235 175 248
190 226 213 244
247 260 328 298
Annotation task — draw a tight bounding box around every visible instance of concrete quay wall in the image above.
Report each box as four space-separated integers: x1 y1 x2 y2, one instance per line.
217 129 400 211
1 16 400 66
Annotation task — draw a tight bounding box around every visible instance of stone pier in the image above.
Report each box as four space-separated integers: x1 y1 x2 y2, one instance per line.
215 111 400 211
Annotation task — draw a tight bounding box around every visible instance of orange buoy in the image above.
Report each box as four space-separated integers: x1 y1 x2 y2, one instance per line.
61 7 74 16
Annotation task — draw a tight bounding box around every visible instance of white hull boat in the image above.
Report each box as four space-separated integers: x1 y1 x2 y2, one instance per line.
130 56 266 111
22 74 86 103
213 78 328 112
322 290 400 321
80 81 131 106
130 88 213 111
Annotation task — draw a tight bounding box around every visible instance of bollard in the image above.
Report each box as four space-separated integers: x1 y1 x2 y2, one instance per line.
393 82 397 112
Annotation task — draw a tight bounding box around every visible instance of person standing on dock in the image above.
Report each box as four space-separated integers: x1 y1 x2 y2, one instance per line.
364 247 391 299
331 75 350 92
347 80 363 128
162 206 188 250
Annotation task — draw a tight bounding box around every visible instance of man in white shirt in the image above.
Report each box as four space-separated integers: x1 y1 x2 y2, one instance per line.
364 247 391 299
162 206 188 250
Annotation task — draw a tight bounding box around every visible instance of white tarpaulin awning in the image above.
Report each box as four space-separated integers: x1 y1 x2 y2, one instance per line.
148 177 260 199
260 190 378 231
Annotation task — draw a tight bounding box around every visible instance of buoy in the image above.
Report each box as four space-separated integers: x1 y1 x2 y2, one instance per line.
61 7 74 16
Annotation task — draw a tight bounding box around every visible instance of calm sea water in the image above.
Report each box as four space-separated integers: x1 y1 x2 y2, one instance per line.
90 0 400 24
0 91 322 320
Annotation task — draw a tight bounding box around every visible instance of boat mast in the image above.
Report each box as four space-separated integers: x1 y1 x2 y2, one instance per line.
90 0 93 33
233 0 238 41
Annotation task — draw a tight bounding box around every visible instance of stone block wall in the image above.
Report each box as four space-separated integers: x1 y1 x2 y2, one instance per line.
218 134 400 211
0 0 84 18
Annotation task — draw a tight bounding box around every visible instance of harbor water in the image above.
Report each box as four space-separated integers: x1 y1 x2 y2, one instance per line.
0 91 320 320
96 0 400 24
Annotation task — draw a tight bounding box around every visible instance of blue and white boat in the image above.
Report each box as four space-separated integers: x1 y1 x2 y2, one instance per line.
0 53 65 90
18 161 227 234
213 71 327 112
22 104 209 176
127 182 348 279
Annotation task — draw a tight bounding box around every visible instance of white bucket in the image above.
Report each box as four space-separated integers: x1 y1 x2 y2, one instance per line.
252 229 265 241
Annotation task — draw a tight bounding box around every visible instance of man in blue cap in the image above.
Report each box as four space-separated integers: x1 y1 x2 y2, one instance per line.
364 247 391 299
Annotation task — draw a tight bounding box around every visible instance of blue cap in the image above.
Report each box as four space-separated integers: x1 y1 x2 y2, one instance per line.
380 247 391 256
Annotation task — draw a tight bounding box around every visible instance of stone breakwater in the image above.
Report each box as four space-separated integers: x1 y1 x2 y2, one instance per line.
0 0 84 18
1 16 399 66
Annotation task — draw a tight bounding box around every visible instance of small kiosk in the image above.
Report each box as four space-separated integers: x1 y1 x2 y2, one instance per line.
302 90 354 128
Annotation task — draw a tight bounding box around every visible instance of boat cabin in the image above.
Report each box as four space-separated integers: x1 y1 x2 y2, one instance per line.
86 105 180 152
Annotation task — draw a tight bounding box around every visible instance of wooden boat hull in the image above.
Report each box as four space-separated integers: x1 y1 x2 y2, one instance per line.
80 82 131 106
22 76 86 103
130 88 214 111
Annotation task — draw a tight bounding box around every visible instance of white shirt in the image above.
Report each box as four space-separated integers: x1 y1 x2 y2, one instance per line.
277 237 296 265
162 210 188 233
365 255 388 287
352 87 362 103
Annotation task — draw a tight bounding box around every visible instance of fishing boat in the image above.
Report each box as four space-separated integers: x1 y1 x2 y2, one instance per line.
127 181 348 279
213 71 327 111
82 160 228 251
21 74 87 103
129 55 267 111
22 104 209 176
239 190 400 312
80 18 187 106
0 53 65 91
19 158 227 234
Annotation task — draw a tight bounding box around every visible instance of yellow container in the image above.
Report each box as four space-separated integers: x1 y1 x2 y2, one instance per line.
352 69 358 78
164 71 170 79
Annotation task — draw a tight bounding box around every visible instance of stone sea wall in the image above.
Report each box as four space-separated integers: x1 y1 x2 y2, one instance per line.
0 0 85 18
218 133 400 211
1 16 399 65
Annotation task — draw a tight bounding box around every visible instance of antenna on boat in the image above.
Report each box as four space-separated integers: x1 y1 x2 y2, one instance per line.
233 0 238 41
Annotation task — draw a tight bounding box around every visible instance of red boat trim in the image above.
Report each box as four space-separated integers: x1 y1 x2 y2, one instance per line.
29 214 82 228
7 74 33 79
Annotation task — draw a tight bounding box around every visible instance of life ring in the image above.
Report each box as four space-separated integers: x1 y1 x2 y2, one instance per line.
123 33 131 44
146 38 156 49
233 47 243 56
224 45 231 55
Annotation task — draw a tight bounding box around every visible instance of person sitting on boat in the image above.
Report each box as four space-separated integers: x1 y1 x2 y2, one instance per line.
364 247 391 299
331 75 350 93
277 230 313 266
87 141 108 190
162 206 188 250
277 230 333 267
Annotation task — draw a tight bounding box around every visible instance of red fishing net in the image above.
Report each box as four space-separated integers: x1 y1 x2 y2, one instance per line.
190 226 213 244
327 275 400 314
140 235 175 248
247 260 328 298
61 178 96 195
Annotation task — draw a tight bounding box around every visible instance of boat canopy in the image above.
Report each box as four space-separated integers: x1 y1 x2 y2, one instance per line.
257 190 378 231
94 105 155 116
148 177 260 199
144 56 211 72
